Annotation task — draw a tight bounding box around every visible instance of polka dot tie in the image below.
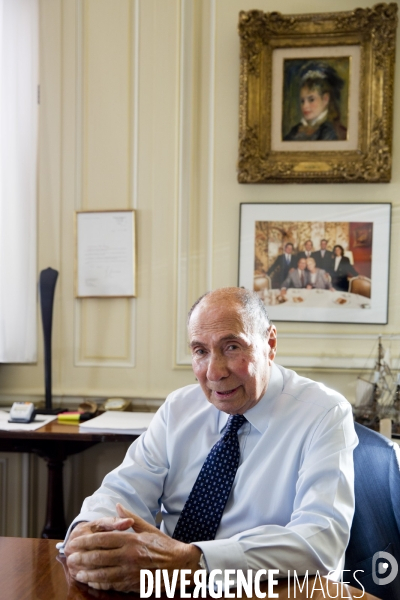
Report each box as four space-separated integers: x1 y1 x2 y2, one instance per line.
172 414 247 544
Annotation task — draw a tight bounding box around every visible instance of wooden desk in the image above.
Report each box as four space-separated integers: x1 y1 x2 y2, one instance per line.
0 422 138 538
0 537 381 600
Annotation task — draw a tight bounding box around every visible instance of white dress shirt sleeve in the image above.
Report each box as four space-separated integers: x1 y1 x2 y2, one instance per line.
58 403 171 551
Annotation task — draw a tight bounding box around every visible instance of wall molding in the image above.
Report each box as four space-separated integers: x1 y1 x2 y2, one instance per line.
275 333 400 369
73 0 139 368
175 0 216 366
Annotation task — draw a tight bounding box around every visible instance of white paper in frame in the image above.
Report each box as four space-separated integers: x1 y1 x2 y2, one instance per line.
75 210 136 298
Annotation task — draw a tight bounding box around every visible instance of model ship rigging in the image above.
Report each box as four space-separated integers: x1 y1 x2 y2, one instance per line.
353 336 400 434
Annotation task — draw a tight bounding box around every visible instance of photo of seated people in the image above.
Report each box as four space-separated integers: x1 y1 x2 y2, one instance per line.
254 221 372 306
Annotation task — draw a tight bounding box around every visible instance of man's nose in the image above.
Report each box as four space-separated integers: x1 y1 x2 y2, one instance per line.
206 353 229 381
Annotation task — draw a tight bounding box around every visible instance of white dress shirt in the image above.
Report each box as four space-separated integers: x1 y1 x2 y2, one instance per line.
59 363 357 578
334 256 342 271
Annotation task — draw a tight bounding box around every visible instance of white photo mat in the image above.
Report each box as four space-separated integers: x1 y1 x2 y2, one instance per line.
238 203 391 324
75 210 136 298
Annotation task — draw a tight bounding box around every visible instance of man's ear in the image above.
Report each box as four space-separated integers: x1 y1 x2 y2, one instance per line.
267 325 277 359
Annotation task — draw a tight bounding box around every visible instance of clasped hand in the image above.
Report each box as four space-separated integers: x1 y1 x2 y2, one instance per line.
65 504 201 593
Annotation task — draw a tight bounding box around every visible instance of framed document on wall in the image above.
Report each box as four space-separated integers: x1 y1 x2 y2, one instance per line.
75 210 136 298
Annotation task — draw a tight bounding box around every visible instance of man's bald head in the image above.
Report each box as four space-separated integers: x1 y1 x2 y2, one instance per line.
188 287 271 337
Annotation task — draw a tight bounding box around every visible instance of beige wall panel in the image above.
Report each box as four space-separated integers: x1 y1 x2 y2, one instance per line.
75 0 134 367
175 0 216 365
82 0 132 208
187 0 212 305
134 0 195 395
80 298 131 362
56 0 196 398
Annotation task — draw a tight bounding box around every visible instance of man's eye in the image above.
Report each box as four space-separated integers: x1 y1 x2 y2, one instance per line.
227 344 239 351
194 348 205 356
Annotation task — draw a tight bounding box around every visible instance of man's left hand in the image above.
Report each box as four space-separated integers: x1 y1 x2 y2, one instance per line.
66 504 201 592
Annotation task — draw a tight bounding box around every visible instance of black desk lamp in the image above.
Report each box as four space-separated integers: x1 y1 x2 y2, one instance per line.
36 267 66 415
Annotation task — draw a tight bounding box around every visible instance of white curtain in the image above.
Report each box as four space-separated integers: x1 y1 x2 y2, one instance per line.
0 0 38 362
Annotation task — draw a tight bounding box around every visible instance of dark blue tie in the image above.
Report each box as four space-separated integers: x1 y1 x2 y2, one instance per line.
172 414 247 544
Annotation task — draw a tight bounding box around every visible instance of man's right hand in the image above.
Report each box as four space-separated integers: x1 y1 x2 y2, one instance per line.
64 516 134 558
65 506 201 593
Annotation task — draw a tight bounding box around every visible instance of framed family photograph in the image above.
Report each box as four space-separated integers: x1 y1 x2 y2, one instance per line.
238 4 398 183
238 203 391 324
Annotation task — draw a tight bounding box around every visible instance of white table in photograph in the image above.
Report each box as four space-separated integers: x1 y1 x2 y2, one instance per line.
265 288 370 309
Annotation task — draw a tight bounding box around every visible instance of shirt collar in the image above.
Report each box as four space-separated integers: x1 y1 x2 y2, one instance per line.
217 362 283 434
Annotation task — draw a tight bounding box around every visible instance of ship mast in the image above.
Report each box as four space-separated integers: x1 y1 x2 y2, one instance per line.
371 335 383 406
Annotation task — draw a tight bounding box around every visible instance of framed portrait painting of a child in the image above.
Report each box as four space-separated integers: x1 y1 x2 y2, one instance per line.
281 57 350 143
238 4 397 183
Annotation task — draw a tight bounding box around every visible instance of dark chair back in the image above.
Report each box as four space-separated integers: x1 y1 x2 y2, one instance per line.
345 422 400 599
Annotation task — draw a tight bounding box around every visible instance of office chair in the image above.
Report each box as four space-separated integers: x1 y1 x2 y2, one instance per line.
344 422 400 600
348 276 371 298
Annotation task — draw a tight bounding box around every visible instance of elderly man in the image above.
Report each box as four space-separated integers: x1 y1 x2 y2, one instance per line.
305 257 332 290
63 287 357 593
280 257 309 291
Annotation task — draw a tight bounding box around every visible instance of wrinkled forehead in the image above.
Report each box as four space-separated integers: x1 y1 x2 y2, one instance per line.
188 297 250 338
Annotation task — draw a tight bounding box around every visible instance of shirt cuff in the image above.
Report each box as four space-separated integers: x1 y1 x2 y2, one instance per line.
194 539 247 577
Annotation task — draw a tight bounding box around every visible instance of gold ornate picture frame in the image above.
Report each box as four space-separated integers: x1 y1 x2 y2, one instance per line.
238 4 398 183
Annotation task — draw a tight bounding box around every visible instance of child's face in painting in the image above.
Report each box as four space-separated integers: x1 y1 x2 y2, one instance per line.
300 86 330 124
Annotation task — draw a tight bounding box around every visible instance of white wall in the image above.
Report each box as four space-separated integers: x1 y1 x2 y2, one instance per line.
0 0 399 535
